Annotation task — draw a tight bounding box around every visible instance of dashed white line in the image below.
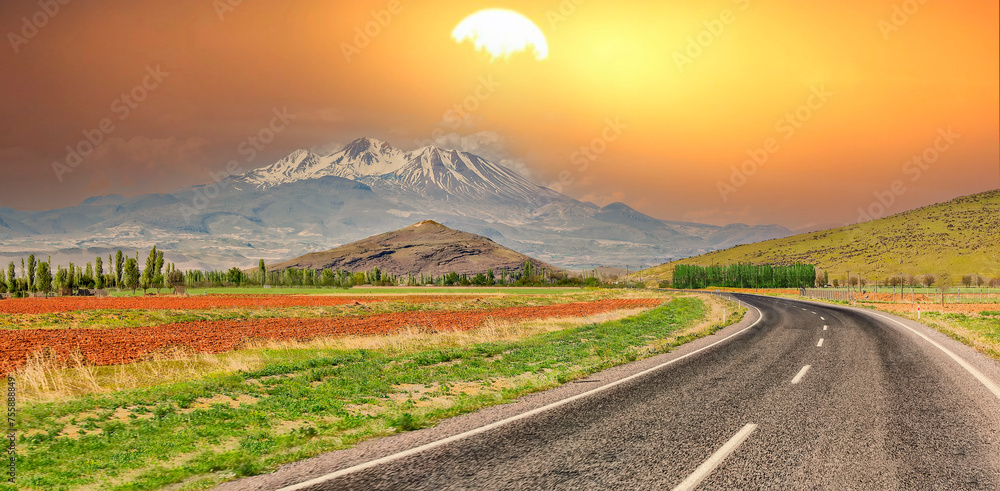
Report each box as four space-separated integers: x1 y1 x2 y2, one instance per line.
820 316 825 320
672 423 758 491
817 338 824 347
811 311 816 314
823 325 828 331
791 365 811 384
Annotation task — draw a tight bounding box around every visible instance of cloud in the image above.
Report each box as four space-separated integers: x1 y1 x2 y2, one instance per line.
81 136 211 193
89 136 209 169
308 140 347 155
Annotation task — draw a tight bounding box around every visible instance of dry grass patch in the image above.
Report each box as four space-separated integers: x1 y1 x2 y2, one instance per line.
12 305 656 404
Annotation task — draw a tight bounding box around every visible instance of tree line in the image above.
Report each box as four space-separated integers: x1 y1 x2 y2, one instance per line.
0 247 178 297
0 247 599 297
672 263 818 289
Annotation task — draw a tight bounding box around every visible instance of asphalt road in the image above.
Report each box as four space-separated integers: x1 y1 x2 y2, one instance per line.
221 294 1000 490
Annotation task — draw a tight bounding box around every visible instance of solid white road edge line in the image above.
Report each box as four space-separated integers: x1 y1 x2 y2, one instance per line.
671 423 758 491
866 311 1000 400
275 300 767 491
791 365 811 384
817 339 824 347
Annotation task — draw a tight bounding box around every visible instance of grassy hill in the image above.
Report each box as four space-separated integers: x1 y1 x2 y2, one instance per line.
639 190 1000 285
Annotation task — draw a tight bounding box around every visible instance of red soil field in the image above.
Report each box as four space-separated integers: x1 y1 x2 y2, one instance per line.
0 298 662 375
0 294 483 315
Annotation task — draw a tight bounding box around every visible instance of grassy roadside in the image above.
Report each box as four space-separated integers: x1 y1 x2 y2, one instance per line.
882 310 1000 363
0 290 620 331
6 294 744 491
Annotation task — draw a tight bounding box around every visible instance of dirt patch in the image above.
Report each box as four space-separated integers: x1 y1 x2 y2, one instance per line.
344 404 383 417
57 424 102 440
181 394 260 413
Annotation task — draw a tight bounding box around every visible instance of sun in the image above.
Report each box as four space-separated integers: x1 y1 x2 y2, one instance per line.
452 9 549 61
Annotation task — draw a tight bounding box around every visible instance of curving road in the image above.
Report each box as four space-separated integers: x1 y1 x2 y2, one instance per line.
221 294 1000 490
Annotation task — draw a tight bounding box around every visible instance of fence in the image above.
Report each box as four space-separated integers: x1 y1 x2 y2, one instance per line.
800 288 1000 304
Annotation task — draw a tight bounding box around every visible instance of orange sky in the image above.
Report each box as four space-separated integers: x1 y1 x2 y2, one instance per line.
1 0 997 230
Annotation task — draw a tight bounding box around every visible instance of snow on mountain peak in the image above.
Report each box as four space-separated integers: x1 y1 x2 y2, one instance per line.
230 137 564 206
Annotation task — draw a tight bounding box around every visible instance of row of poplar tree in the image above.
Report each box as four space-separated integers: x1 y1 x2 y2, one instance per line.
1 247 590 296
0 246 178 296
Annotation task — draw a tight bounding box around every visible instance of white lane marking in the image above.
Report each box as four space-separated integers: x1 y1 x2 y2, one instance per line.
276 301 768 491
823 325 828 331
820 316 825 320
866 311 1000 400
791 365 811 384
811 311 816 314
672 423 758 491
817 338 824 347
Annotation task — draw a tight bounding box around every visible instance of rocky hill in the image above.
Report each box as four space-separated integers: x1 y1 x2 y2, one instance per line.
269 220 558 277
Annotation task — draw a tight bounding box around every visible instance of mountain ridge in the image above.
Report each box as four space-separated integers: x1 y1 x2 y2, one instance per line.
0 137 794 270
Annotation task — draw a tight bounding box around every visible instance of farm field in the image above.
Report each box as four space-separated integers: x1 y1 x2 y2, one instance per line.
0 297 661 376
0 290 608 331
1 289 743 491
105 286 587 297
0 294 486 315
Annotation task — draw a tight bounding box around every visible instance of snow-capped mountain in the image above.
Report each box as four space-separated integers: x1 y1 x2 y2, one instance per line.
0 137 794 270
232 138 564 205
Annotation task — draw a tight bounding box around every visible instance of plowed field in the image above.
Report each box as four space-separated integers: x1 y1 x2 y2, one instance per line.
0 298 662 375
0 294 481 314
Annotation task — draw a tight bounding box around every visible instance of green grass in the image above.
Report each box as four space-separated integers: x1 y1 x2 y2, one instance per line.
8 296 725 491
640 189 1000 281
107 286 585 297
893 311 1000 362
